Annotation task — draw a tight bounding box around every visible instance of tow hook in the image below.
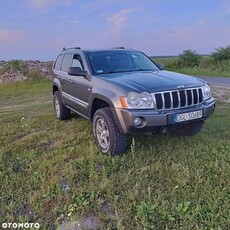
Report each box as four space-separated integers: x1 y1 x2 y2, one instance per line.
162 128 167 134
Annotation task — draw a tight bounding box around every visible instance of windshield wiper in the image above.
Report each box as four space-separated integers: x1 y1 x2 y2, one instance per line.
105 70 131 74
134 69 156 72
105 70 117 74
102 69 157 74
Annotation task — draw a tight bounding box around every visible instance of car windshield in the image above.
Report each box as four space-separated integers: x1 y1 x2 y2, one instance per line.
87 51 160 75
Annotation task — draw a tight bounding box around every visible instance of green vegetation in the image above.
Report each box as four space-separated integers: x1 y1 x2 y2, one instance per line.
154 45 230 77
211 45 230 62
178 49 201 67
27 68 44 81
0 80 229 229
0 60 47 82
0 60 28 75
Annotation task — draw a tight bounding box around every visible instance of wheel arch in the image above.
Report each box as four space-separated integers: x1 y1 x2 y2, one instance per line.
53 84 59 94
52 78 62 94
90 94 123 133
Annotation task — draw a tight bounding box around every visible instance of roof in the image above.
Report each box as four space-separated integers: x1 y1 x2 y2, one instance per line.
60 47 137 54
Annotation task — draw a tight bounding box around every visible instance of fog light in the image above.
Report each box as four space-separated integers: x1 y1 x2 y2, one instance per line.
134 117 142 126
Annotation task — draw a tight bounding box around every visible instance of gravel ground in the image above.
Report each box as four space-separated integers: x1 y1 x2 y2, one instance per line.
197 76 230 88
195 76 230 106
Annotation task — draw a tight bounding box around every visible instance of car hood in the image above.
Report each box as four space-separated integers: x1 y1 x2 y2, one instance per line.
100 70 205 92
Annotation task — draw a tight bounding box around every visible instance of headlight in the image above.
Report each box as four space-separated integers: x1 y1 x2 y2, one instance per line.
202 84 212 100
120 92 154 109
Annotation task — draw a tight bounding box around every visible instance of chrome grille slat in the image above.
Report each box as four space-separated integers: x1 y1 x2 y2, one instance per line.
169 92 173 109
191 89 194 105
152 87 203 110
161 93 165 110
177 91 181 108
185 90 188 107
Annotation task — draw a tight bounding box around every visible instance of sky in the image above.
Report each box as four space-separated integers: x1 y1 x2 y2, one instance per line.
0 0 230 61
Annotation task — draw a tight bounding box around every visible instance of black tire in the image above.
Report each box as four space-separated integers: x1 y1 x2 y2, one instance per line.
172 120 204 136
53 91 70 120
93 108 128 155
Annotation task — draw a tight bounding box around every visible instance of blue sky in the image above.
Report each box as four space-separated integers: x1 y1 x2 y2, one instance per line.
0 0 230 60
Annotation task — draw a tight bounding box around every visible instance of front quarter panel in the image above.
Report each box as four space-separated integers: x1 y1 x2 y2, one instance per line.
89 86 126 132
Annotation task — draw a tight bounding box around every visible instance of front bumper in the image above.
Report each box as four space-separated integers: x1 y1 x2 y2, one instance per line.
115 97 215 133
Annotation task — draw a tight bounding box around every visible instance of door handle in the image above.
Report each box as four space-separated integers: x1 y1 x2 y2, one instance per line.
67 79 73 83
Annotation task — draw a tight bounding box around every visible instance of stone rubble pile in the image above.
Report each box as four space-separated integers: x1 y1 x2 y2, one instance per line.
0 60 54 84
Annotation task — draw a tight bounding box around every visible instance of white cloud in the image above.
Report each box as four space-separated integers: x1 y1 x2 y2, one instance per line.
152 25 230 55
71 20 79 24
0 29 25 44
108 9 137 33
82 1 107 13
28 0 71 9
221 0 230 14
29 0 53 8
60 14 70 18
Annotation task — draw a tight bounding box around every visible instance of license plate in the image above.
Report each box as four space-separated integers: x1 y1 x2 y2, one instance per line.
174 110 202 123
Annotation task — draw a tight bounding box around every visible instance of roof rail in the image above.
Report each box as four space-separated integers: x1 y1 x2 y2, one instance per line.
112 47 125 49
62 47 81 51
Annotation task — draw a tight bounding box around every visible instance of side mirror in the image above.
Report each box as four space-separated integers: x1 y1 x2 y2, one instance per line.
68 67 86 76
157 63 164 70
68 67 91 81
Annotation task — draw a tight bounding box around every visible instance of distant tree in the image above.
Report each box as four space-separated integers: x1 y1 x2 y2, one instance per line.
178 49 201 67
211 45 230 62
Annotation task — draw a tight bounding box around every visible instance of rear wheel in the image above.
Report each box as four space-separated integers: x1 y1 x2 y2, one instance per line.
172 120 204 136
93 108 128 155
53 91 70 120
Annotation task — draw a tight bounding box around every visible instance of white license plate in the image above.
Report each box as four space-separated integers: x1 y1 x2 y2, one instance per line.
174 110 202 123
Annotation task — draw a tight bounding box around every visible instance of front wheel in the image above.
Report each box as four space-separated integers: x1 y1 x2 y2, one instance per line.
93 108 128 155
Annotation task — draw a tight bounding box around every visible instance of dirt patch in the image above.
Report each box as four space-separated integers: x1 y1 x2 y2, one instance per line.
212 86 230 106
0 100 52 111
14 204 36 221
59 215 100 230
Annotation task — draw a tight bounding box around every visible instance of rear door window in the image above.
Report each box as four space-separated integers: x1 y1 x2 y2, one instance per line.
61 53 72 72
54 54 63 70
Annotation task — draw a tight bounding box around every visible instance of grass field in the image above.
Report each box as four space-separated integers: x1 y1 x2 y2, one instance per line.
153 57 230 78
0 80 230 229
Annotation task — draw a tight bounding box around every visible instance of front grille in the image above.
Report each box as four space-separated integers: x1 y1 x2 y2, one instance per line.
152 87 203 110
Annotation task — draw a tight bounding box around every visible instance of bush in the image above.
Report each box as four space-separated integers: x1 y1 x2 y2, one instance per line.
163 58 180 70
199 57 215 69
178 50 201 67
211 45 230 62
1 60 28 75
28 68 43 81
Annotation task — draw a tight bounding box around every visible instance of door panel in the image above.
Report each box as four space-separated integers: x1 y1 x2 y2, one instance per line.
63 53 91 118
69 76 91 117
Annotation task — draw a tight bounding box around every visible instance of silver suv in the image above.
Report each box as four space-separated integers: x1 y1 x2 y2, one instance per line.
52 47 215 155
